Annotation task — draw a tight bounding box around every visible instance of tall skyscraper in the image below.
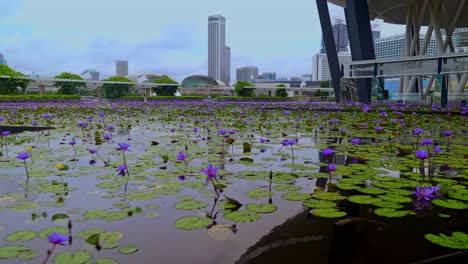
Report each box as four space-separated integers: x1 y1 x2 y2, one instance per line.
116 60 128 76
236 66 259 83
320 18 349 54
312 52 352 81
374 34 439 59
0 52 6 65
208 15 230 85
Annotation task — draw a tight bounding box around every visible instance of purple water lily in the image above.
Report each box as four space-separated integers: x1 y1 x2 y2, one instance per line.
322 148 335 157
48 232 69 245
415 149 429 160
16 152 31 160
351 138 360 146
117 164 127 176
444 130 452 137
177 152 187 161
421 138 433 146
202 163 219 186
117 143 130 152
413 185 441 202
327 163 336 172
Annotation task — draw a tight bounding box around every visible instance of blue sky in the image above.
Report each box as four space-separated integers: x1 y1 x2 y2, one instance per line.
0 0 405 82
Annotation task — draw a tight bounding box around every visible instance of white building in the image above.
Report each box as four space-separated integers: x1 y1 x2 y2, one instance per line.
236 66 259 83
115 60 128 77
375 33 439 59
208 15 231 86
312 52 352 81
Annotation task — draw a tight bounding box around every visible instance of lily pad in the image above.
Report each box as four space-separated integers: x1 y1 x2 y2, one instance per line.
38 227 68 238
245 189 273 199
374 208 412 218
281 192 311 201
274 185 302 192
95 258 119 264
373 201 404 209
348 195 381 204
313 192 346 201
54 250 91 264
0 245 30 259
119 245 139 254
246 203 277 214
425 232 468 249
5 230 36 242
75 228 105 239
311 208 347 218
175 216 212 230
431 199 468 209
303 199 337 209
224 211 261 222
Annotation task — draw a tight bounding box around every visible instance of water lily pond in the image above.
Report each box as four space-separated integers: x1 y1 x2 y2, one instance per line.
0 100 467 264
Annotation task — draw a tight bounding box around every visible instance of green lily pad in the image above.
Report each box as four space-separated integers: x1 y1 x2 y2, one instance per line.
432 199 468 209
0 245 30 259
246 203 277 214
245 189 273 199
374 208 412 218
224 211 261 222
281 192 311 201
103 211 129 221
38 227 68 239
447 189 468 201
348 195 381 204
175 216 212 230
145 204 160 209
357 187 386 195
303 199 337 208
95 258 119 264
373 201 404 209
119 245 139 254
54 250 91 264
274 185 302 192
378 194 412 203
174 200 208 210
311 208 347 218
100 231 123 249
425 232 468 249
75 228 105 239
5 230 36 242
83 209 109 219
18 250 40 260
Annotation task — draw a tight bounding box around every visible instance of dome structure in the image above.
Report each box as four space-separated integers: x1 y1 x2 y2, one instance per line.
181 75 226 88
0 52 6 65
128 73 168 83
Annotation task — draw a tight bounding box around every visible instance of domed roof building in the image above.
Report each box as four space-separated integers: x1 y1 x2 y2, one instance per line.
128 73 168 83
181 75 226 88
0 52 7 65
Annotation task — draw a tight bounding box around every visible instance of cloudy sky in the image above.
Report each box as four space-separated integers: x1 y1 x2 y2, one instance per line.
0 0 405 82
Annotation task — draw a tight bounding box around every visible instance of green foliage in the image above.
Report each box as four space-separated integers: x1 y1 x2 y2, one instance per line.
234 81 255 97
0 95 80 101
425 232 468 249
102 76 135 99
314 89 323 97
319 80 330 88
275 88 288 97
214 96 295 101
152 76 179 96
54 72 84 95
0 64 30 95
121 95 204 101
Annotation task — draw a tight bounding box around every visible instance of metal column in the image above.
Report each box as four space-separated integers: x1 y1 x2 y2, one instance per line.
345 0 375 104
316 0 342 103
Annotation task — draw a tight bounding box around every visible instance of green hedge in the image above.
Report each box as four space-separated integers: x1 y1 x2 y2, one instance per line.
214 96 297 101
0 95 81 101
121 95 205 100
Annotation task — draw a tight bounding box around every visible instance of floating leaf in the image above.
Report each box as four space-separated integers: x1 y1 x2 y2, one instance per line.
431 199 468 209
245 189 273 199
54 250 91 264
38 227 68 238
0 245 31 259
85 234 100 246
303 199 337 209
378 194 412 203
100 232 123 249
119 245 139 254
274 185 302 192
224 211 261 222
246 203 277 214
5 230 36 242
357 187 386 195
75 228 105 239
18 250 40 260
52 214 69 221
313 192 346 201
374 208 412 218
175 216 212 230
311 208 347 218
373 201 404 209
424 232 468 249
95 258 118 264
348 195 381 204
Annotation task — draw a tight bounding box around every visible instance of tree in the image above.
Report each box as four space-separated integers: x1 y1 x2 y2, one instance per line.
319 80 330 88
0 64 30 95
55 72 84 95
234 81 255 97
275 84 288 97
102 76 135 99
152 76 179 96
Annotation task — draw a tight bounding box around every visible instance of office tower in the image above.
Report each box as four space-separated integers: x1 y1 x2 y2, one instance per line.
208 15 230 85
116 60 128 76
262 72 276 80
312 52 352 81
236 66 259 83
320 18 349 54
374 34 439 59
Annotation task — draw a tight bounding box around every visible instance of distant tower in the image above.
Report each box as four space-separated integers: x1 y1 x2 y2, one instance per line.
236 66 259 83
208 15 230 85
320 18 349 54
115 60 128 76
0 52 6 65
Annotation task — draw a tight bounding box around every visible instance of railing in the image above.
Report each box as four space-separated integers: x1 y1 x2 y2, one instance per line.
349 52 468 78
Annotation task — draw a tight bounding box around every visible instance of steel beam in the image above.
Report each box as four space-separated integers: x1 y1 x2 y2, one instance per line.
316 0 341 103
344 0 375 104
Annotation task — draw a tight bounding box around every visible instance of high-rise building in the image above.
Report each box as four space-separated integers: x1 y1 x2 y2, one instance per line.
236 66 259 83
116 60 128 76
374 34 439 59
0 52 6 65
454 28 468 52
262 72 276 80
81 69 100 81
320 18 349 54
208 15 230 85
312 52 352 81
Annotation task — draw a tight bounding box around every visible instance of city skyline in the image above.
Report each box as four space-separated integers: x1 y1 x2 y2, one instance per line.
0 0 407 82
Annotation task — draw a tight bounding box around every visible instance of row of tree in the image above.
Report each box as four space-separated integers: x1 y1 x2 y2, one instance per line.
234 81 288 97
0 64 179 98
